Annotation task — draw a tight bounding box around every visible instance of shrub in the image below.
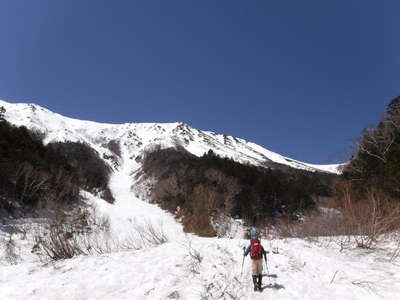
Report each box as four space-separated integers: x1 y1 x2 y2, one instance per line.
3 234 19 264
343 95 400 199
33 210 168 261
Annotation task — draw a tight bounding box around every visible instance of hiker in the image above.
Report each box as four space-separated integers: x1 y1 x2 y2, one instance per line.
243 228 267 291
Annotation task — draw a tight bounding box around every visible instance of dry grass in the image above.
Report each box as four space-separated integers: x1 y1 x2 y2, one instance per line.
274 183 400 254
200 275 244 300
336 183 400 249
120 219 168 250
183 239 203 275
33 209 169 262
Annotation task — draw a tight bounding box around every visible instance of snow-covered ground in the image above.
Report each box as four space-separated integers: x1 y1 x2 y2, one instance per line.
1 158 400 300
1 99 397 299
2 218 400 299
3 234 400 300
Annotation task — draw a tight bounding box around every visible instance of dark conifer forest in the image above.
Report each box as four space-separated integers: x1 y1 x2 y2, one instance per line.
0 111 113 216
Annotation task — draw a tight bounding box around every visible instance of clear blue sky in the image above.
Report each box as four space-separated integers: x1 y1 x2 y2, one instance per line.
0 1 398 164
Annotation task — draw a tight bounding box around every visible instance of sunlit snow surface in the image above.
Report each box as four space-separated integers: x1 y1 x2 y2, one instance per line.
1 165 400 299
0 99 342 174
4 99 391 300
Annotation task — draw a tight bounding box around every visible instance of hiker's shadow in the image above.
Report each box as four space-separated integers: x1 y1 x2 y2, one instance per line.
262 283 285 290
262 273 278 279
261 274 285 290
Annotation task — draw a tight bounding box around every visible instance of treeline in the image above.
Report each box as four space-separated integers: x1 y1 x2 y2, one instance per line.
0 109 113 216
343 96 400 199
140 147 335 236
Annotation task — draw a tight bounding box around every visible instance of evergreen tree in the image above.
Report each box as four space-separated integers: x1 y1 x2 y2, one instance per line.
0 106 5 121
344 96 400 198
387 96 400 116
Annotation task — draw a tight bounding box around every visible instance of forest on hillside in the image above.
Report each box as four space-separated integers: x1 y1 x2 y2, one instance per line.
139 146 335 236
138 97 400 240
2 96 400 242
0 106 113 217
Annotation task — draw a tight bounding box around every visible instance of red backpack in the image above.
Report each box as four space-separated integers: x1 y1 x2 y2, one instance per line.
250 239 263 260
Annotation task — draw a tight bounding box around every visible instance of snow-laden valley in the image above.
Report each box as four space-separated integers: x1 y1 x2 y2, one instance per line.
1 99 399 299
1 154 400 300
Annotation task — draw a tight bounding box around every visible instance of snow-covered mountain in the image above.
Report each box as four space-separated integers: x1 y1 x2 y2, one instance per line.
3 99 400 300
0 99 341 174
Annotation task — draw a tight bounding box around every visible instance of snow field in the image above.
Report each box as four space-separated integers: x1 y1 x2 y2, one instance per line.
2 161 400 300
1 99 398 299
2 234 400 299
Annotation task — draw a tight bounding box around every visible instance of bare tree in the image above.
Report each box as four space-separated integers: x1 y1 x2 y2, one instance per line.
3 234 19 264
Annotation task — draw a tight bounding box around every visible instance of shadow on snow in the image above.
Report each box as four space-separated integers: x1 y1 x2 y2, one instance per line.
263 273 278 279
262 283 285 290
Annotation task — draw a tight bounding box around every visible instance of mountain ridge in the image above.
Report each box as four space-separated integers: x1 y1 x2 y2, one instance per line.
0 99 342 174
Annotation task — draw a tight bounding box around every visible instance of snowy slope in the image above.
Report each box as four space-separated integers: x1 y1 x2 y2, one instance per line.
1 99 399 299
2 235 400 300
0 99 342 174
1 157 399 300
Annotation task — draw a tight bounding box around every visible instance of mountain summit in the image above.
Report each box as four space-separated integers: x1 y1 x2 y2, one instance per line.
0 99 341 174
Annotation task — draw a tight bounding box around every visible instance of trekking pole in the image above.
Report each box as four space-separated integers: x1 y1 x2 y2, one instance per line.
240 255 245 276
240 247 246 276
264 254 272 285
